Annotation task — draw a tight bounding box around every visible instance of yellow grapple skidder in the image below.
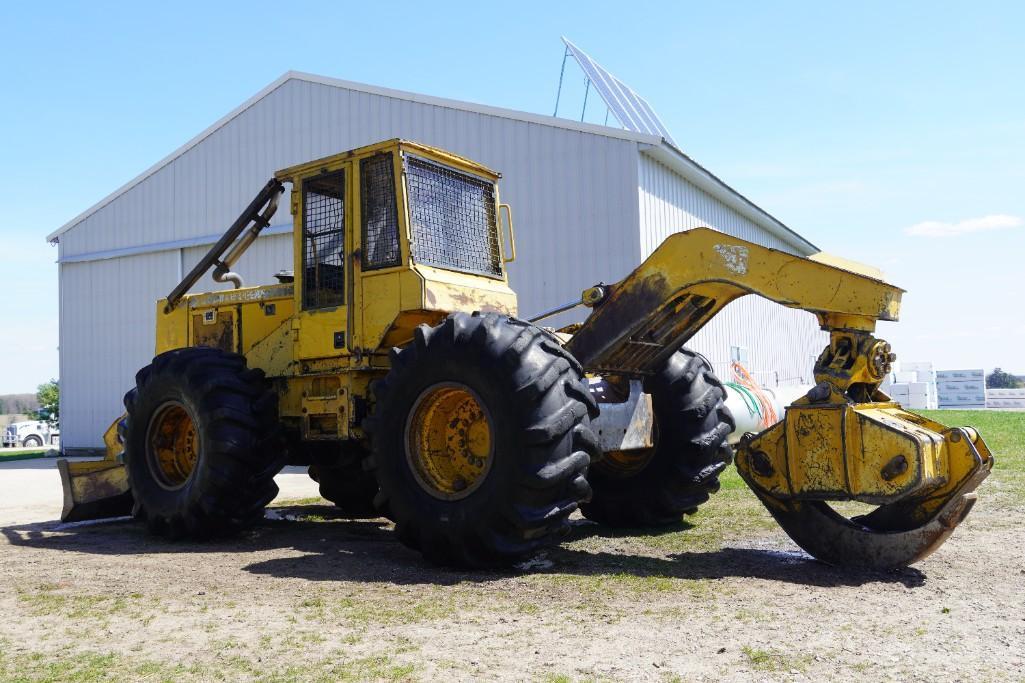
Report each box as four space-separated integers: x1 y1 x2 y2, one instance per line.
59 139 991 569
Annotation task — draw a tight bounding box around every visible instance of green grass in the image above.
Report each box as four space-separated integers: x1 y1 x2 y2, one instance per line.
0 450 48 462
574 473 774 557
269 496 329 507
0 638 417 683
332 595 458 627
919 409 1025 501
15 584 149 620
741 645 809 672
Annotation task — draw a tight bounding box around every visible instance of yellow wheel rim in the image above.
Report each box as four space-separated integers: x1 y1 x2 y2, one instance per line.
405 383 494 500
146 401 199 490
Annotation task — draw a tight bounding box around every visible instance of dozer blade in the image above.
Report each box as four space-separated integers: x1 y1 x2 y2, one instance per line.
57 416 133 523
737 403 994 570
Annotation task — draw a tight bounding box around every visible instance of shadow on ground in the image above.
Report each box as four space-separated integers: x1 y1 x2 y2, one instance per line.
0 505 925 589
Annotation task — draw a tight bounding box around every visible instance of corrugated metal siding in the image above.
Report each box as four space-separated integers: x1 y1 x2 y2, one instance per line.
637 153 827 387
57 79 642 447
180 234 292 290
58 253 178 447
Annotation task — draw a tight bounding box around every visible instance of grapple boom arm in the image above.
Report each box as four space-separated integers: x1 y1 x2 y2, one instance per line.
566 227 991 569
565 227 902 375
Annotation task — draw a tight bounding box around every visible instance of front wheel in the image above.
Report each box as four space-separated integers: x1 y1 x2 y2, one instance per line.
124 347 284 538
22 435 43 448
365 312 600 568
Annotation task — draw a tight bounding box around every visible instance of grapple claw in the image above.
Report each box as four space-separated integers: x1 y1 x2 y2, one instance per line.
737 400 994 570
748 458 991 570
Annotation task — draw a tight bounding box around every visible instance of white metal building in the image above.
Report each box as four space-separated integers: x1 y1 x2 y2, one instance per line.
48 71 826 450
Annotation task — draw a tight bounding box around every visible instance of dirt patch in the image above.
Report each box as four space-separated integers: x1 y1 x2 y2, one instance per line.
1 468 1023 682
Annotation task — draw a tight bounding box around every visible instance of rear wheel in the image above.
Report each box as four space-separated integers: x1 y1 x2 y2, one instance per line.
124 347 284 538
22 435 43 448
581 349 734 527
365 312 599 568
306 442 380 518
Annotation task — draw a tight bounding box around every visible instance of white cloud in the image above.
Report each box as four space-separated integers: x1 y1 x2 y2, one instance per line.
904 214 1023 238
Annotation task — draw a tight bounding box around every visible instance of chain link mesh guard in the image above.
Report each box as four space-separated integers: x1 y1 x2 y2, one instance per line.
360 153 401 270
405 156 502 278
302 170 346 309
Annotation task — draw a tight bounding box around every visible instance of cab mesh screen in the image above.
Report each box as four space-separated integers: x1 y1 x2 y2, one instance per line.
405 156 502 277
360 153 401 270
302 170 345 309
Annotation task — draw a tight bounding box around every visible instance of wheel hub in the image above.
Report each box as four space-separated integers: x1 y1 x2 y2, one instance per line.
405 383 494 500
594 417 659 479
146 402 199 490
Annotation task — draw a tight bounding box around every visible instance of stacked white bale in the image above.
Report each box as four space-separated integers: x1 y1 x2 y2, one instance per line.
883 361 937 409
887 382 910 401
900 361 937 409
936 369 987 409
986 388 1025 410
904 382 931 410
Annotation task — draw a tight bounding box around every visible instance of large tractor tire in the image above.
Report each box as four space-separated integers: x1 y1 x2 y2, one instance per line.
581 349 734 527
364 312 600 568
306 442 381 519
124 347 284 538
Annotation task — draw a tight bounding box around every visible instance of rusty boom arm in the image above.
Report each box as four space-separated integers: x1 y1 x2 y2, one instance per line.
566 228 991 569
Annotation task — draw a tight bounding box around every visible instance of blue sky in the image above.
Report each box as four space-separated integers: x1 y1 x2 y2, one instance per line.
1 1 1022 393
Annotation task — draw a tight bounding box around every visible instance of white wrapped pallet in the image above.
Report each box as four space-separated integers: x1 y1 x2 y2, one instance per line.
987 398 1025 409
888 383 910 396
936 369 985 381
988 388 1025 399
937 380 986 394
905 394 930 410
938 393 988 404
900 361 934 374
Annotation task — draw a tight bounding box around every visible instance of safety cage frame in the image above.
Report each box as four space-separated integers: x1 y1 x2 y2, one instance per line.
402 154 505 280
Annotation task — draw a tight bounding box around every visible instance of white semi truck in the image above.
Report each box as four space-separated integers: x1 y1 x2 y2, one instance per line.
2 420 59 448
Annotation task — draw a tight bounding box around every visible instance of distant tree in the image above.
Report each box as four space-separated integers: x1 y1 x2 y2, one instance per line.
986 368 1024 389
0 398 6 414
32 380 59 425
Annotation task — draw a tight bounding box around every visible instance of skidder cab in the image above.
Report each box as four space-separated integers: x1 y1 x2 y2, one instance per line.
59 139 991 570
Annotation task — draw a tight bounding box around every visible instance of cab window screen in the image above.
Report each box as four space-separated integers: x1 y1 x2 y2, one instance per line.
360 153 401 269
302 170 345 309
405 156 502 278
